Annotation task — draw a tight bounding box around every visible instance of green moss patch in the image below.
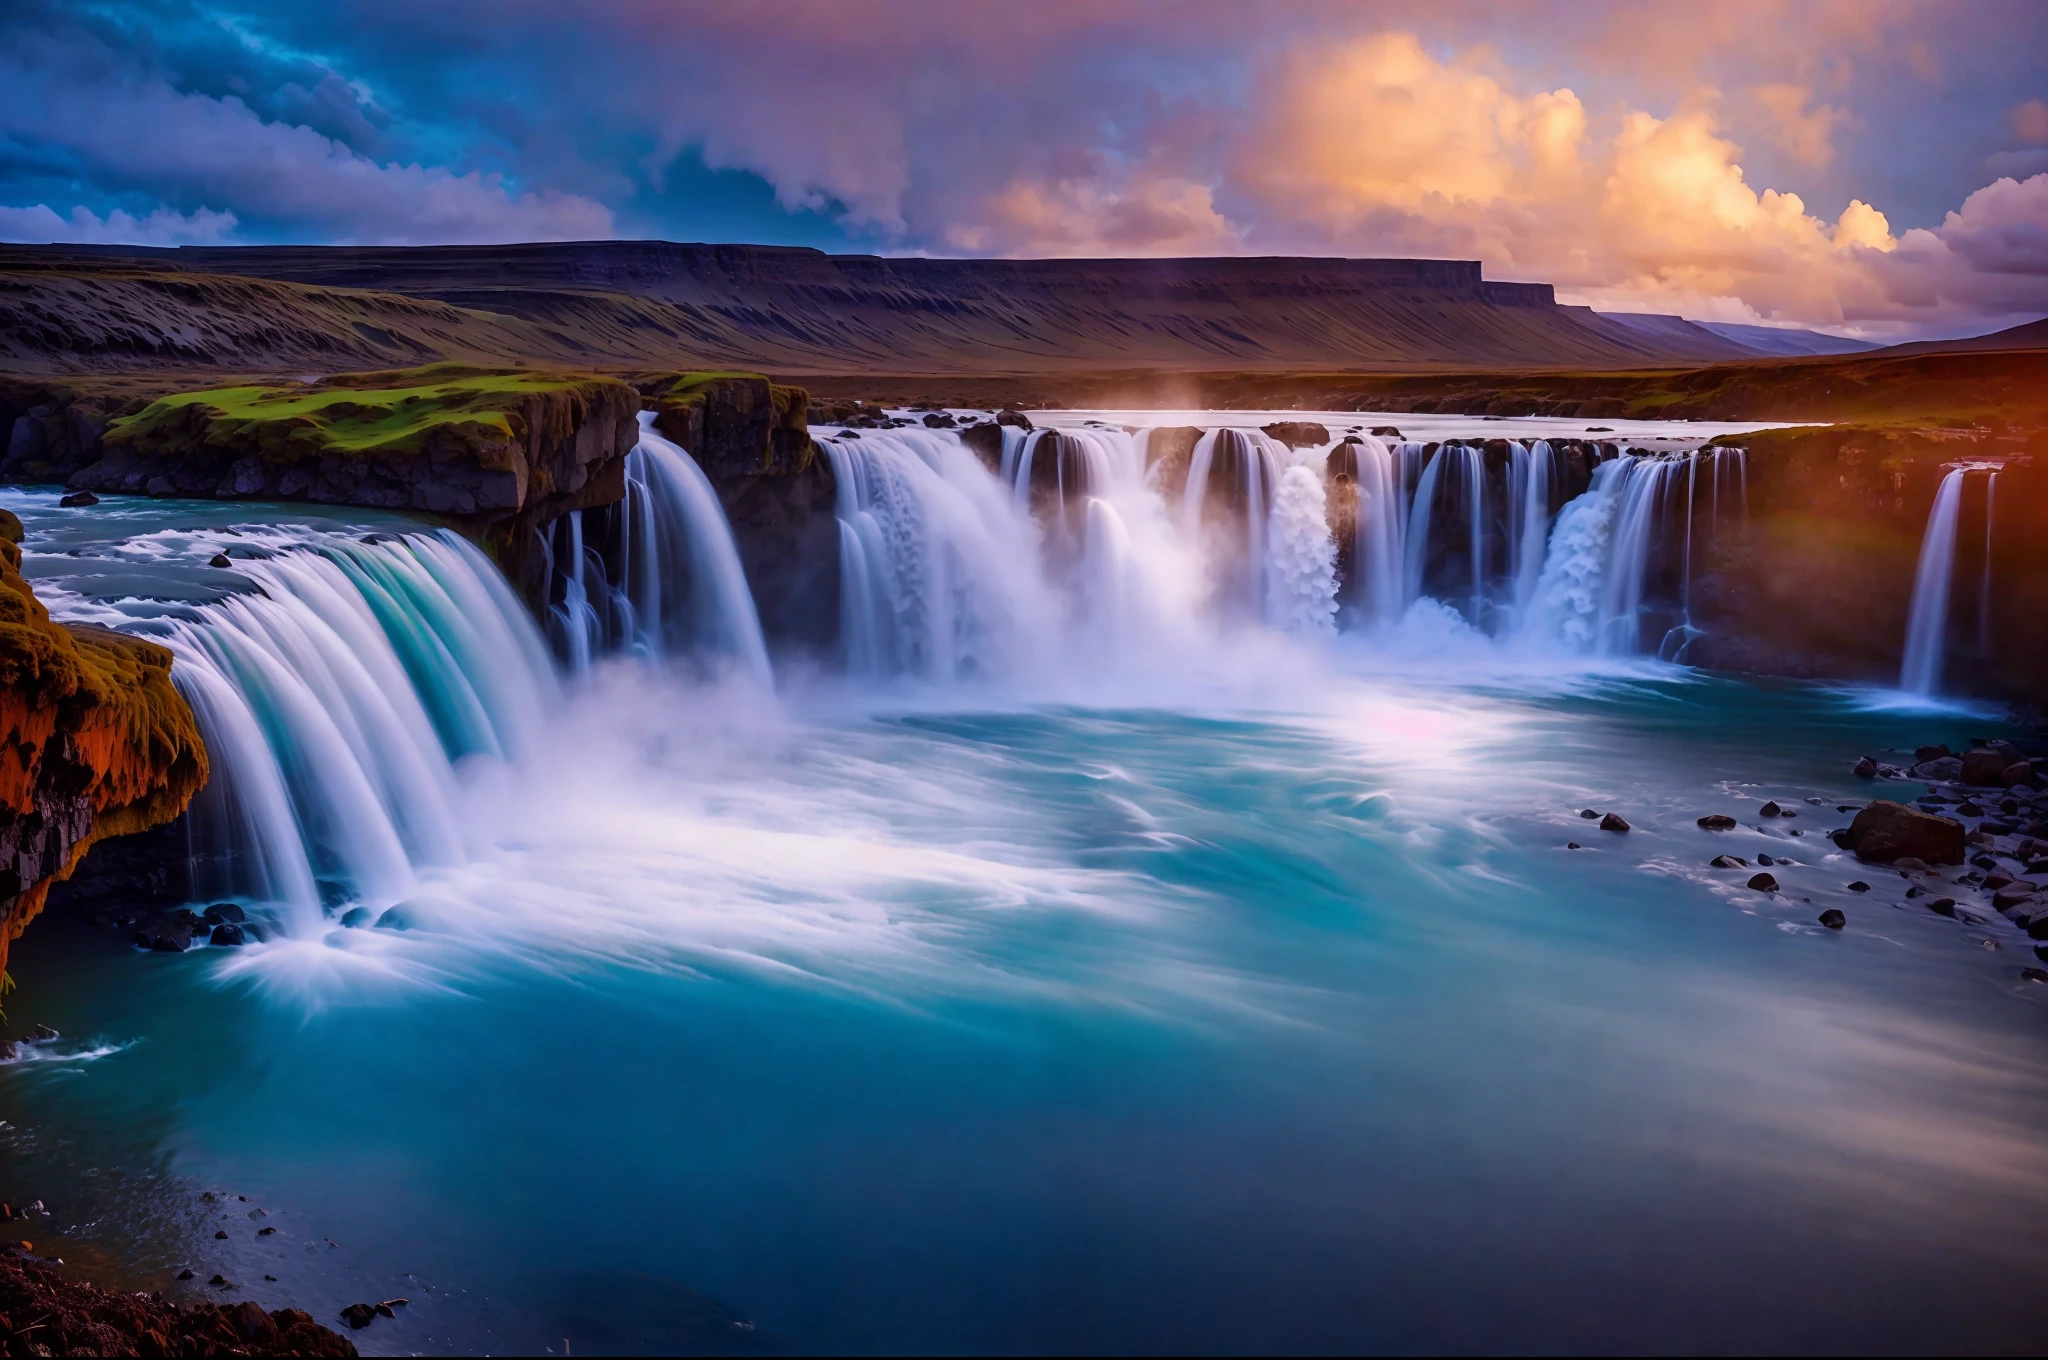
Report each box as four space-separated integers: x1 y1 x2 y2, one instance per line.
104 366 632 469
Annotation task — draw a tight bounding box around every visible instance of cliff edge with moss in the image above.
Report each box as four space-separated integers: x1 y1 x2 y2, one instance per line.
0 534 207 981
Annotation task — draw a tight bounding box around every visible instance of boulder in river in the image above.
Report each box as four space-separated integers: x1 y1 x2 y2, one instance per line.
1818 909 1845 929
1840 800 1966 865
2005 761 2036 787
1853 756 1878 779
1748 873 1779 892
1911 757 1964 782
1698 814 1737 830
1599 813 1630 832
1759 801 1784 817
1962 748 2012 786
1710 854 1747 868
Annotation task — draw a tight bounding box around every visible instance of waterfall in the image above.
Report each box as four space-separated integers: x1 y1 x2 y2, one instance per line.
1266 464 1338 637
1183 429 1283 620
1978 470 1997 657
546 412 771 684
1403 446 1449 609
1507 440 1554 624
164 531 559 929
825 427 1061 681
1520 455 1694 657
1347 435 1406 627
1901 468 1968 695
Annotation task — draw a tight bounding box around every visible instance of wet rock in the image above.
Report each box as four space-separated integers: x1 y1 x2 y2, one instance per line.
202 902 246 926
1962 748 2011 786
258 1226 276 1236
2005 761 2036 787
133 920 194 952
230 1299 279 1342
1995 886 2040 912
1566 841 1581 849
1599 813 1630 832
209 552 231 567
22 1024 57 1043
1905 885 1923 898
1578 809 1599 819
0 1040 18 1062
1697 814 1737 830
59 490 99 507
215 1231 229 1239
1759 800 1784 817
1848 881 1871 891
374 905 414 930
206 920 241 948
1911 756 1964 782
340 1302 379 1329
920 412 956 428
1748 873 1779 892
1260 421 1330 448
1711 854 1747 868
209 1274 230 1286
1818 908 1846 929
176 1268 194 1280
1916 744 1953 762
1958 801 1986 817
1853 756 1879 778
1928 897 1958 917
996 408 1033 430
338 906 372 928
1841 800 1967 865
2026 968 2048 984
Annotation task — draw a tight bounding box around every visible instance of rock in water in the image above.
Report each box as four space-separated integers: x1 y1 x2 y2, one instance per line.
59 490 98 507
1847 881 1870 892
1759 801 1783 817
1579 809 1600 819
340 1302 379 1329
1928 897 1958 917
1748 873 1779 892
1961 748 2011 786
2005 761 2036 787
1853 756 1878 779
1840 800 1966 865
1599 813 1630 832
1710 854 1747 868
1697 814 1737 830
1818 909 1846 929
1911 756 1964 782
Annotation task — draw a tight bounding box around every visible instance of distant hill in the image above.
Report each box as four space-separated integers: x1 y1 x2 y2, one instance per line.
1 241 1806 376
1695 321 1879 357
1868 316 2048 358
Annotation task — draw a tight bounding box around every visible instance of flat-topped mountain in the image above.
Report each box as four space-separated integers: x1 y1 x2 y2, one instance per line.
4 241 1798 376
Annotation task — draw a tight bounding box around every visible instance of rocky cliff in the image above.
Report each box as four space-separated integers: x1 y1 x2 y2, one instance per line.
644 373 838 652
1689 424 2048 703
0 533 207 981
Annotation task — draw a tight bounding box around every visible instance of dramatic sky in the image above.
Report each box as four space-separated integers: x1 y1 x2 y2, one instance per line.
4 0 2046 338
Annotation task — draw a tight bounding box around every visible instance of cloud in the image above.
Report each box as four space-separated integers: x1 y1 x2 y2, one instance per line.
1751 83 1851 167
0 202 238 245
2014 97 2048 144
0 28 613 245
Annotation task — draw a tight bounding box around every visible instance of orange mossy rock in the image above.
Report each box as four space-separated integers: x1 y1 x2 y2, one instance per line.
0 538 206 978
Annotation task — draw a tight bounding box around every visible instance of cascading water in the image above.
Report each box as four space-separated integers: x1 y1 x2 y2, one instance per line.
163 531 559 929
825 426 1061 681
1506 440 1555 626
1978 470 1997 657
1344 434 1408 628
546 412 771 684
1900 468 1968 696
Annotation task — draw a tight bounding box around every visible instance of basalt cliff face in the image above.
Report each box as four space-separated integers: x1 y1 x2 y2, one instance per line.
1689 425 2048 703
644 374 838 650
0 535 207 979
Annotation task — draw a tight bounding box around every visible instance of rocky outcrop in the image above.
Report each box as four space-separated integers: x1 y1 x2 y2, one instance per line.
0 1256 356 1356
1 538 207 979
1686 424 2048 701
72 369 638 520
643 373 840 652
